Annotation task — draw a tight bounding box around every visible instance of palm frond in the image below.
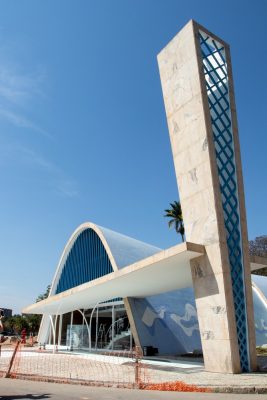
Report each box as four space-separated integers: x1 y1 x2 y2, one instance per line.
168 219 175 228
164 200 185 241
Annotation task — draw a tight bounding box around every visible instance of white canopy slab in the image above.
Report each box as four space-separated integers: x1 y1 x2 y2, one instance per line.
23 242 204 315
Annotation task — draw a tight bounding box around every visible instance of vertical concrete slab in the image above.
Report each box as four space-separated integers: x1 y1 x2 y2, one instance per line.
157 20 256 373
124 297 143 350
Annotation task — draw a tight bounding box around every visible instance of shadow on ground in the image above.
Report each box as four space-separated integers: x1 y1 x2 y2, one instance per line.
0 395 50 399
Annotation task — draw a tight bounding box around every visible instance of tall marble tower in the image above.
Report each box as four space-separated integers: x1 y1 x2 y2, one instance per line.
158 20 257 373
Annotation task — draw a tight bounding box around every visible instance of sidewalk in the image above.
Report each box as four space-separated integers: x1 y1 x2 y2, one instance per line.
141 355 267 393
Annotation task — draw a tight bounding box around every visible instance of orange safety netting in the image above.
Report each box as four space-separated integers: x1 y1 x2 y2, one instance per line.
141 380 211 392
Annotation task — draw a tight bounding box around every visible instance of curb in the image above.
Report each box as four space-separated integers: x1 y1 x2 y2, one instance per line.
210 386 267 394
6 375 267 394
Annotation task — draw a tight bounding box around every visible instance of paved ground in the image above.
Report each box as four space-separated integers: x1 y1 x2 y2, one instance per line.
1 347 267 395
0 378 267 400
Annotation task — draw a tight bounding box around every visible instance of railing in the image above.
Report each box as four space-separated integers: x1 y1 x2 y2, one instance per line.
104 317 131 350
0 341 211 392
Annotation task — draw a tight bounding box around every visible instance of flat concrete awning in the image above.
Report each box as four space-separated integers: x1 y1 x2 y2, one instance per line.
250 255 267 272
23 242 204 315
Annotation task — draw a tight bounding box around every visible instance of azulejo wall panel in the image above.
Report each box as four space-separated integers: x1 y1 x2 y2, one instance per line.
128 288 202 355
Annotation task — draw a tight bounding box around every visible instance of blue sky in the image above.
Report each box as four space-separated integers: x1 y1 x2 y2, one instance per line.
0 0 266 313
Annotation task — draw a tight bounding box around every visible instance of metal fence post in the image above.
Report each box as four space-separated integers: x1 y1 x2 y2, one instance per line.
5 340 20 378
134 346 142 389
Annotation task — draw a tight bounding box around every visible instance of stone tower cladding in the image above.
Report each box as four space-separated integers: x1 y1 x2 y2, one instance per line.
157 20 256 373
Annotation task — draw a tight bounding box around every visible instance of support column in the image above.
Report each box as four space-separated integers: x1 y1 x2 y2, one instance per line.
58 314 62 346
111 305 115 350
48 319 52 345
124 298 142 351
95 307 99 349
158 19 256 373
69 311 73 350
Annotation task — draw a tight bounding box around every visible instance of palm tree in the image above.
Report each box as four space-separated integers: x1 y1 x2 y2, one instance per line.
164 201 185 242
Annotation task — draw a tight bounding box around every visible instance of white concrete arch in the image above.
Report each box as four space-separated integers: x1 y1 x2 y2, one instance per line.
38 221 161 344
49 222 120 298
49 221 161 297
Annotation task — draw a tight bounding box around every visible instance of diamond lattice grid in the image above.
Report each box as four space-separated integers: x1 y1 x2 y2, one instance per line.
199 31 249 372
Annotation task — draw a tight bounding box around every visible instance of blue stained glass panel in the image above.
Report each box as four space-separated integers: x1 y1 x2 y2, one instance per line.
55 228 113 294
